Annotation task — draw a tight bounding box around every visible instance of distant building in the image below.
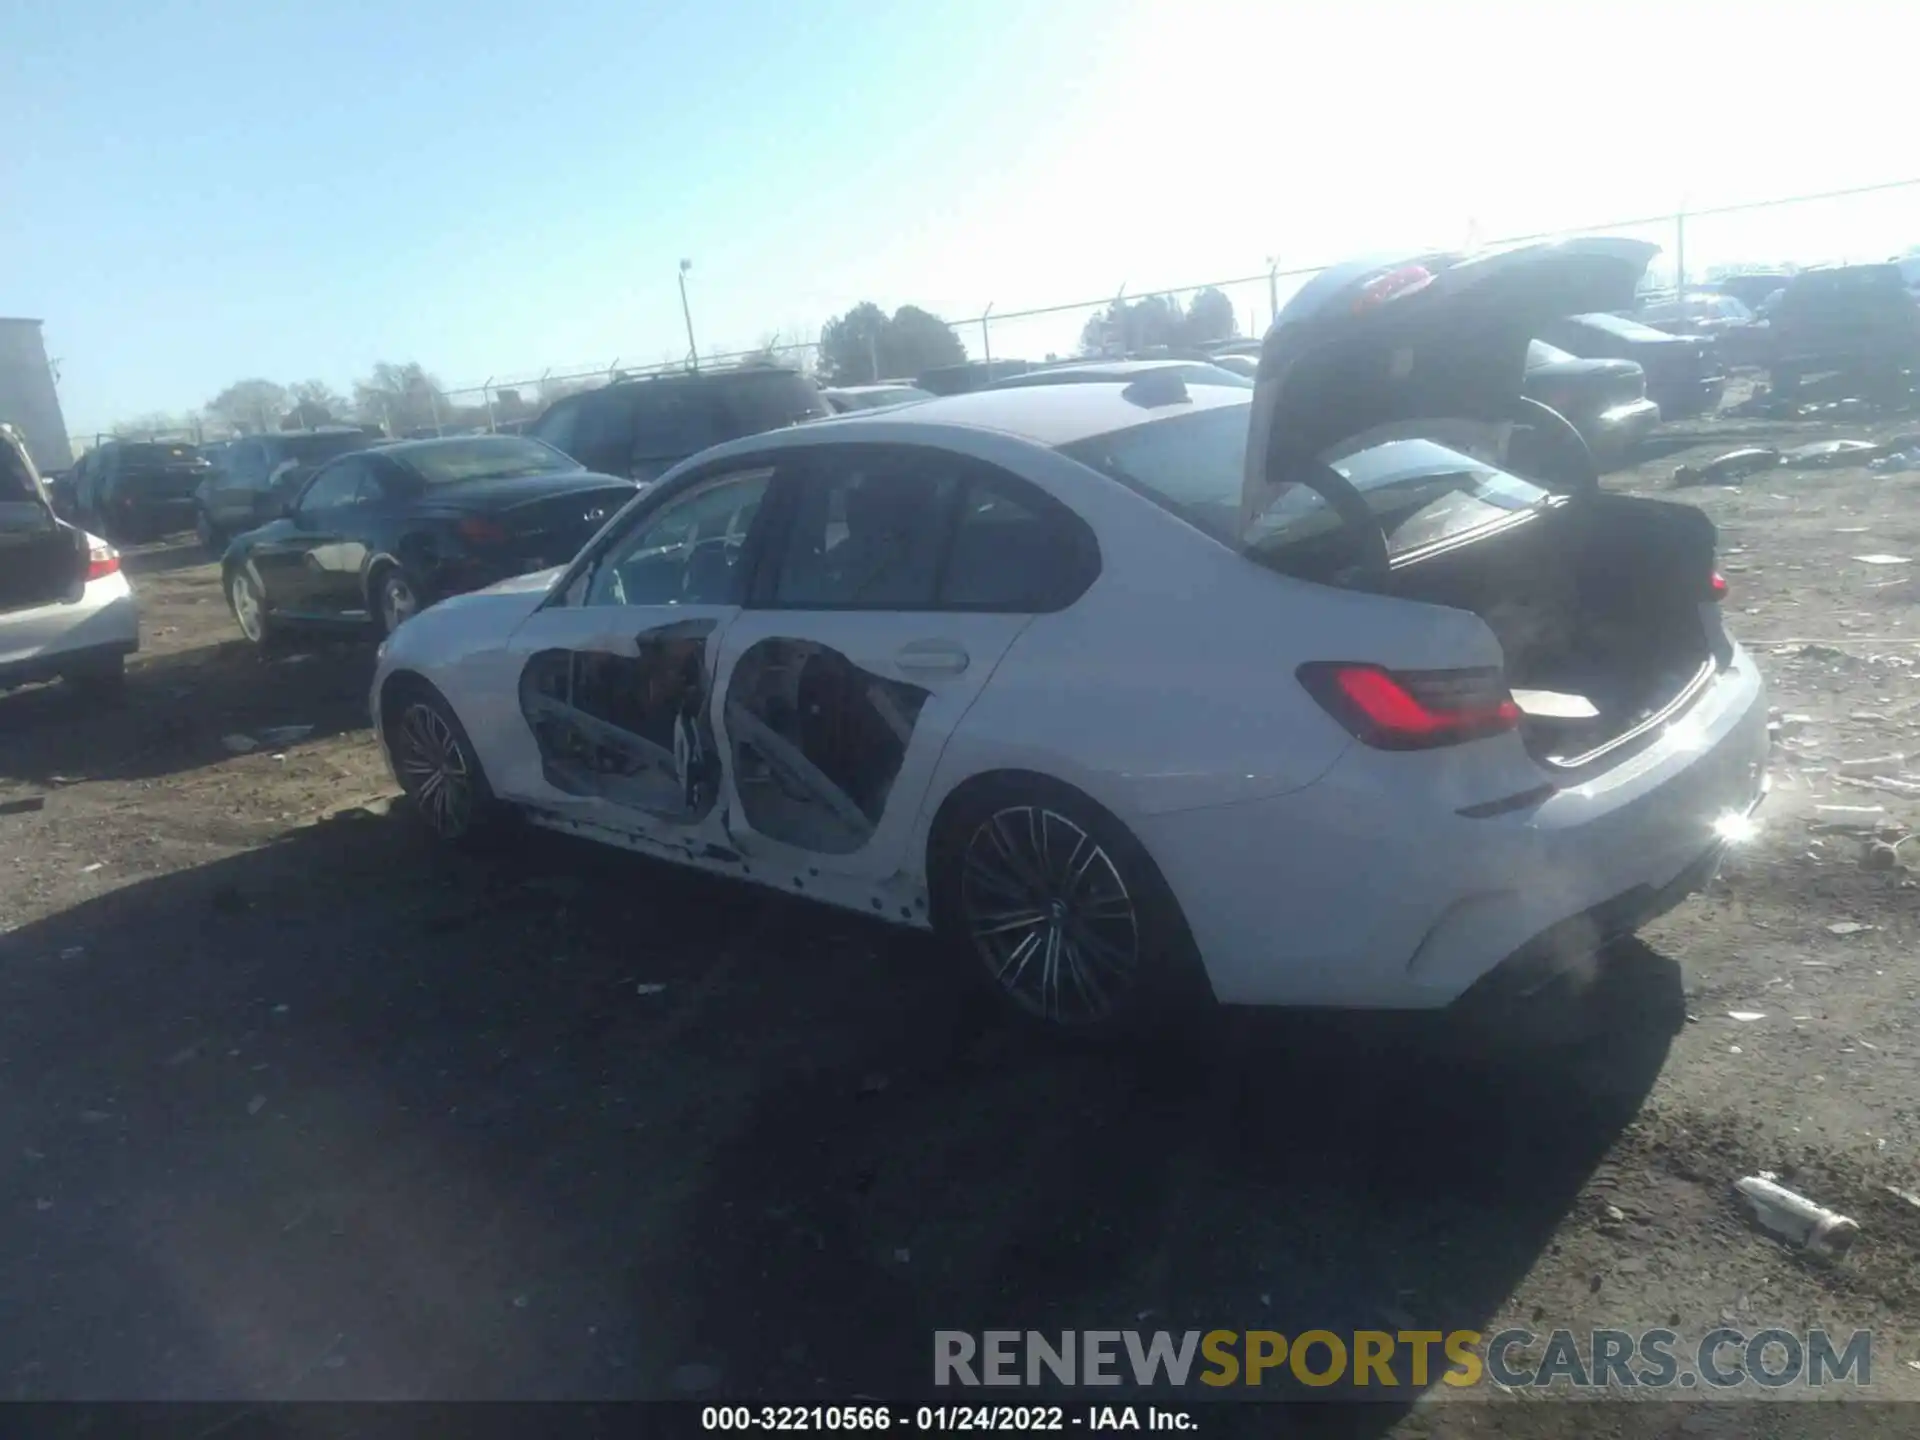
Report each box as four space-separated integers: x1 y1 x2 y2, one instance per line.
0 318 72 471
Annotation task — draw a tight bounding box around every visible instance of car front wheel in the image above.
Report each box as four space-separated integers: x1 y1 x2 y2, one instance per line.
929 775 1210 1038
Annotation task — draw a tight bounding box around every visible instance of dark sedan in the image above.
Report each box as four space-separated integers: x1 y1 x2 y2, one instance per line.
220 434 638 647
1522 340 1660 465
1538 311 1726 419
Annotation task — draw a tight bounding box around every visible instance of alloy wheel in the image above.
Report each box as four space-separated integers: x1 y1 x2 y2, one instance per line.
396 701 474 839
381 572 419 633
229 571 265 643
958 805 1140 1025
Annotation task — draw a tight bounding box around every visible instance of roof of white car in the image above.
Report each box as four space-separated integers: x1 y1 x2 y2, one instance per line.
816 380 1251 449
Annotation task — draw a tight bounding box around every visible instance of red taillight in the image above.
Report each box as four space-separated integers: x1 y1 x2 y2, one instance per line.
87 544 121 581
456 516 510 546
1353 264 1435 314
1710 571 1728 600
1298 662 1521 750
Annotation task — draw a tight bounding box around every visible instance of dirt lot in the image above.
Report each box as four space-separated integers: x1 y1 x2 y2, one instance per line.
6 416 1920 1432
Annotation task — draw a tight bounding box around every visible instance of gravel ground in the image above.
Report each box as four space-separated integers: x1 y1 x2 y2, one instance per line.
5 420 1920 1432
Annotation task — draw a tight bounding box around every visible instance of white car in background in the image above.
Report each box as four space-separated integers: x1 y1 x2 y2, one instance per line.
1 425 137 697
369 237 1769 1037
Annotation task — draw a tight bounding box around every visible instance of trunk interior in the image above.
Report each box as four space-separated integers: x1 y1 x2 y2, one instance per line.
0 517 88 615
1382 493 1724 768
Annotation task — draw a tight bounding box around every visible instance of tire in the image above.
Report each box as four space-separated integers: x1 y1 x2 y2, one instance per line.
373 564 426 638
382 679 502 847
225 565 279 650
64 655 126 702
927 773 1212 1040
196 508 226 555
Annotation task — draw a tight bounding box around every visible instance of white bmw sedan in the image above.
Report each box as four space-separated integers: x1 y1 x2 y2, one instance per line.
371 238 1770 1036
3 426 138 697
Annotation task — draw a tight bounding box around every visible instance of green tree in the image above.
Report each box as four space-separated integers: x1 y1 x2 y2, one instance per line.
818 302 966 383
1182 287 1239 346
206 379 289 434
286 379 349 428
352 361 448 434
1078 289 1239 355
112 410 200 440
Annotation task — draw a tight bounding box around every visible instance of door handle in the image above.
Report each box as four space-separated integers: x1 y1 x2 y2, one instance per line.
894 639 970 676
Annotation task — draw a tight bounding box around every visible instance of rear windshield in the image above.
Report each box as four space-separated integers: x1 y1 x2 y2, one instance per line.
1059 407 1548 557
118 443 203 467
275 432 375 464
402 436 582 485
1527 341 1579 367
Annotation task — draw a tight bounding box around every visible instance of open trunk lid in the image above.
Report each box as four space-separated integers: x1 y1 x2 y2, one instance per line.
1235 238 1739 772
1241 237 1657 534
2 430 88 614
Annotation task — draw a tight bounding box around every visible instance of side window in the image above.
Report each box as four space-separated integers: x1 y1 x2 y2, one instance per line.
297 460 365 513
769 449 960 609
940 474 1097 611
530 398 581 457
586 467 774 608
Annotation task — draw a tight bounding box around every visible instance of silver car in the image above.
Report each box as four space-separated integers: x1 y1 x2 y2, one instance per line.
1 426 138 696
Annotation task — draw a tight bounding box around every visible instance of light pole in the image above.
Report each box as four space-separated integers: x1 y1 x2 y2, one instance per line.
678 259 699 370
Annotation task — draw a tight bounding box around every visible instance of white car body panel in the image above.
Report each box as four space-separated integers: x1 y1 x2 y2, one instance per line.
373 365 1769 1011
0 531 139 683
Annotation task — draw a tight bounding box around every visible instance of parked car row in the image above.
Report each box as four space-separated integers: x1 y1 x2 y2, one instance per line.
1630 264 1920 393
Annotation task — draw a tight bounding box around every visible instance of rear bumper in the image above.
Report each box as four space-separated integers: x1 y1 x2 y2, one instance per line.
1134 643 1769 1009
0 580 140 690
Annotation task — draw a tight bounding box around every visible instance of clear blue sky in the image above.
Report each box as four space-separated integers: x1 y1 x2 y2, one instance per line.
7 0 1919 438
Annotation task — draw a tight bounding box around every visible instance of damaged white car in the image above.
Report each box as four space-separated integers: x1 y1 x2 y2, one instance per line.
370 237 1769 1035
2 425 137 698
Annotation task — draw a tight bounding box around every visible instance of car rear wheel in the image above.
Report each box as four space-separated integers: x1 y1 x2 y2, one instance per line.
385 682 499 846
929 775 1210 1039
226 566 277 649
196 508 225 554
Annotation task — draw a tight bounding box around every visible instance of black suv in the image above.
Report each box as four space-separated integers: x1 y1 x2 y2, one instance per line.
72 440 212 542
525 367 831 484
1764 265 1920 394
194 428 383 549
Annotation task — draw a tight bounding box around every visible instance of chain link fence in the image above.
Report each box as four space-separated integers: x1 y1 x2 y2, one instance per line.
73 178 1920 454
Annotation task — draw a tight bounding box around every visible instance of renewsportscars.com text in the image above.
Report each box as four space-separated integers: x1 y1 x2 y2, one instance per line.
934 1328 1873 1391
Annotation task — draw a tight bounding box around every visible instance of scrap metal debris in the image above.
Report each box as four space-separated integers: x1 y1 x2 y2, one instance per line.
1781 439 1884 469
1733 1174 1860 1259
0 797 46 816
1671 447 1780 489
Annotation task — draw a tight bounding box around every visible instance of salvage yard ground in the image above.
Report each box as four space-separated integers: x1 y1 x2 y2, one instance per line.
6 411 1920 1433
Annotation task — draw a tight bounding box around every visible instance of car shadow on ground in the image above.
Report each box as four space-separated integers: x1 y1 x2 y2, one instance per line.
0 813 1681 1416
0 639 375 784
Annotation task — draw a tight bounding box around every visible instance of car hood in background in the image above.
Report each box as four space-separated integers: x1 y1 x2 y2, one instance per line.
1240 236 1658 537
477 564 567 596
